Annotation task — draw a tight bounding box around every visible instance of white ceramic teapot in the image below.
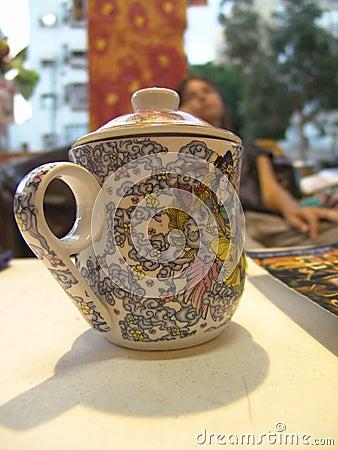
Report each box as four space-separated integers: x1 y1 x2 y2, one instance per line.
14 88 246 350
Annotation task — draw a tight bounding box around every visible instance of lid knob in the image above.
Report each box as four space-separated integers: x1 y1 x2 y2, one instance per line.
131 87 180 112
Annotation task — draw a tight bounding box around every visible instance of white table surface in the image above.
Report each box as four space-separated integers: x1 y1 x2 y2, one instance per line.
0 257 337 450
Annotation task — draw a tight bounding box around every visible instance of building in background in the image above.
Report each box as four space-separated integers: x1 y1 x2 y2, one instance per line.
10 0 88 151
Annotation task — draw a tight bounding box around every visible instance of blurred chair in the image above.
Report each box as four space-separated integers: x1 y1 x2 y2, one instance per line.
0 146 76 257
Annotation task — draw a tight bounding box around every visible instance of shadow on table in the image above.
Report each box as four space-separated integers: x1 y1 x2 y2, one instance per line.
0 322 269 430
250 275 338 356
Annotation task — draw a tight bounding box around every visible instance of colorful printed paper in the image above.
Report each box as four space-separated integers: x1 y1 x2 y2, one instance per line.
247 244 338 316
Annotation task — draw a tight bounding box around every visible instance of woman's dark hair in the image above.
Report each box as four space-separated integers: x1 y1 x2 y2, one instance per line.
176 76 233 131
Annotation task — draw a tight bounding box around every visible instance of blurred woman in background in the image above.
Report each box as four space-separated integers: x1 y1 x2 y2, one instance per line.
176 76 338 249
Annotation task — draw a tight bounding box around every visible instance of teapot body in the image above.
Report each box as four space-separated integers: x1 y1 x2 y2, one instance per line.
14 87 246 350
67 135 246 349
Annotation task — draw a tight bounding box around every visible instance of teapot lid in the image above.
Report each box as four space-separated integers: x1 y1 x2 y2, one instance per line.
73 87 241 146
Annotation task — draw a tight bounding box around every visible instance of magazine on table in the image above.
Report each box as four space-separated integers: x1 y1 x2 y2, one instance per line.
246 243 338 317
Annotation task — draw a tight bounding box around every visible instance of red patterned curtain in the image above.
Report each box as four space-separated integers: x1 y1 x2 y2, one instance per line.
88 0 188 131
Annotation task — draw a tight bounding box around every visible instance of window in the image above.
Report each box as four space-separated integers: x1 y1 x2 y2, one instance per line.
42 133 58 150
61 0 86 27
65 83 88 111
69 49 87 68
72 0 86 22
40 93 57 109
40 58 56 68
65 123 88 143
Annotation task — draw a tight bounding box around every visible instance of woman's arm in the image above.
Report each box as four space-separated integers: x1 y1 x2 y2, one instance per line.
256 154 338 240
256 154 299 215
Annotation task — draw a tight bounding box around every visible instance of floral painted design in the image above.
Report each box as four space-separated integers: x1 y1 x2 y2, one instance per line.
128 3 149 32
15 136 245 347
70 138 165 185
79 137 245 343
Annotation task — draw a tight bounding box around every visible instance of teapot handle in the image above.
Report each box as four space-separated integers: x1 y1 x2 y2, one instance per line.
14 162 112 333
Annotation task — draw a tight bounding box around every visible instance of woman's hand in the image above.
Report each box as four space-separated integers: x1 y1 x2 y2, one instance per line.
283 206 338 240
256 154 338 240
